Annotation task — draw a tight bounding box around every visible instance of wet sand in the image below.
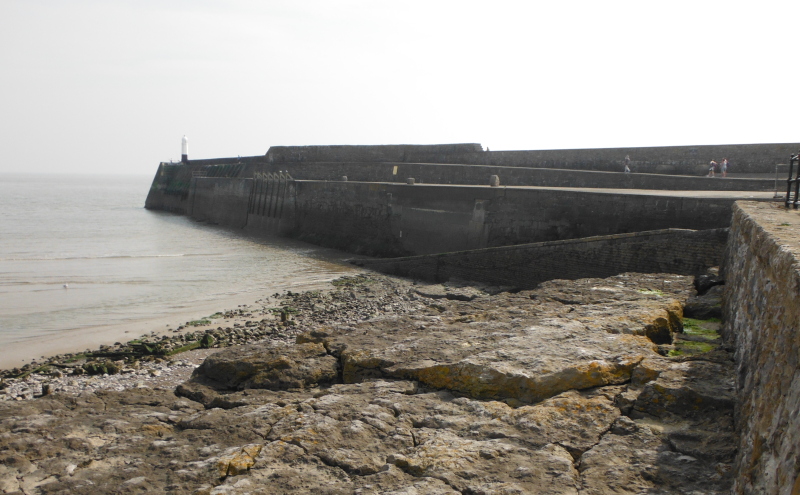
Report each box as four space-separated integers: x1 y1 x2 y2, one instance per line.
0 277 360 370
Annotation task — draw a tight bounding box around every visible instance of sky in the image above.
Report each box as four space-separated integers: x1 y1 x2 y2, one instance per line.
1 0 798 176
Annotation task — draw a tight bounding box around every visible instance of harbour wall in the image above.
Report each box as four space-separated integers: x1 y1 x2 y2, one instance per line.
722 201 800 494
145 160 774 217
352 228 729 288
172 178 745 257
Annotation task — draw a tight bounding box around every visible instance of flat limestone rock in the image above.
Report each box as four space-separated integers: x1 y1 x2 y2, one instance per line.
328 319 658 404
389 430 579 494
414 283 485 301
194 341 339 391
580 418 732 494
631 358 735 419
505 390 621 457
215 382 611 494
287 276 688 407
572 299 684 344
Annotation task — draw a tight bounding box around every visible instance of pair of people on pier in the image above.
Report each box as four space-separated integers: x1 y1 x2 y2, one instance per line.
708 158 729 177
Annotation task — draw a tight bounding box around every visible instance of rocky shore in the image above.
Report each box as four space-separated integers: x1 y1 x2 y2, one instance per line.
0 276 398 400
0 273 733 494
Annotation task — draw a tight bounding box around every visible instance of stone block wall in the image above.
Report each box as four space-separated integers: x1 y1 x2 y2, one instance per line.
244 174 297 236
188 178 252 228
354 228 729 288
484 187 735 248
144 163 195 213
145 162 249 214
288 181 407 256
722 201 800 494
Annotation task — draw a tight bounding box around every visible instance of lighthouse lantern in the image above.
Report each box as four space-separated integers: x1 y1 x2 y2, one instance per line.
181 135 189 163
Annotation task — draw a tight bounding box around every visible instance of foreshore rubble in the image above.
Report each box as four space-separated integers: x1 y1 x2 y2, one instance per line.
0 275 410 401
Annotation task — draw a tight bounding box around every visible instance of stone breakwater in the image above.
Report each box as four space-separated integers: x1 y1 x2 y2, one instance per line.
0 274 735 494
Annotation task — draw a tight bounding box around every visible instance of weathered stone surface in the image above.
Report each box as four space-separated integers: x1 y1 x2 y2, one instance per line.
413 283 484 301
684 284 723 319
385 322 654 403
389 430 579 494
666 419 738 462
288 276 690 406
211 381 615 494
694 271 723 295
194 341 339 390
631 359 735 419
580 418 732 494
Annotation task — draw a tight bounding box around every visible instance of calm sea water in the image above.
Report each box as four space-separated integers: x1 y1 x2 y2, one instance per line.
0 174 358 365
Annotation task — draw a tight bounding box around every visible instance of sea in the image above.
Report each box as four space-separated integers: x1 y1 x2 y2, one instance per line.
0 174 360 368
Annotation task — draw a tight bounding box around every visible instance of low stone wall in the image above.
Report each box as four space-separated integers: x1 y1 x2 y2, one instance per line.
353 228 728 288
722 201 800 494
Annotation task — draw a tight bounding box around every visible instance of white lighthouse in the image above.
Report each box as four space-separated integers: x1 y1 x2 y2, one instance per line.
181 135 189 163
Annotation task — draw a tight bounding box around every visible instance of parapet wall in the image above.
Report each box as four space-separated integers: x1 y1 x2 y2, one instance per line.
278 161 774 191
722 202 800 494
407 143 800 175
354 228 728 289
185 143 800 176
266 143 483 164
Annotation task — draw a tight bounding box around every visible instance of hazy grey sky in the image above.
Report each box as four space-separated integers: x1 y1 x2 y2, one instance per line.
1 0 798 175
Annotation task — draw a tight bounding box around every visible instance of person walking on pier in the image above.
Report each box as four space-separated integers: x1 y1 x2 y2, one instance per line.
708 160 718 177
721 158 728 177
623 155 631 173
